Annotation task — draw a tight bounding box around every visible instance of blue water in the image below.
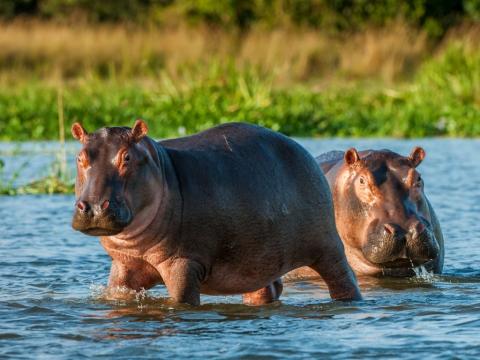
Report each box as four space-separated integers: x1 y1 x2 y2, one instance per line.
1 138 479 359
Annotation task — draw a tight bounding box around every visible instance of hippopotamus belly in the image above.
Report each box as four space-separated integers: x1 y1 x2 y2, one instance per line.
201 238 314 295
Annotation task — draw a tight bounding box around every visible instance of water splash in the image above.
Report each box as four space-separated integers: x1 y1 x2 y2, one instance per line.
89 283 108 299
89 283 149 307
412 265 435 281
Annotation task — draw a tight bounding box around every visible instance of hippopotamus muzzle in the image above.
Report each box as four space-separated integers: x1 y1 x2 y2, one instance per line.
363 218 440 270
72 198 132 236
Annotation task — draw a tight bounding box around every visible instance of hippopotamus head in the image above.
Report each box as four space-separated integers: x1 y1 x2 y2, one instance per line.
333 147 440 276
71 120 156 236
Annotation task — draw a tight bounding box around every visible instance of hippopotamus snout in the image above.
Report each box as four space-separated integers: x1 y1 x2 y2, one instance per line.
363 218 438 266
72 197 132 236
406 220 440 263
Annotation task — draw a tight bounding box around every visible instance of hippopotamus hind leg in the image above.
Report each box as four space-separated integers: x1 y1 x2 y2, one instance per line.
242 279 283 306
310 257 362 301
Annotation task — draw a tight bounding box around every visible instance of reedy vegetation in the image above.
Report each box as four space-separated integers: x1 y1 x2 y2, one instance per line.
0 20 479 194
0 21 479 141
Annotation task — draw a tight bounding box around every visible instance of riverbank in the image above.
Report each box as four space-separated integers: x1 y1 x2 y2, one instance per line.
0 22 479 141
0 47 479 141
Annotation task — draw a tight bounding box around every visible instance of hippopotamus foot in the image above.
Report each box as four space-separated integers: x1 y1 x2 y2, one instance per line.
242 279 283 306
310 258 362 301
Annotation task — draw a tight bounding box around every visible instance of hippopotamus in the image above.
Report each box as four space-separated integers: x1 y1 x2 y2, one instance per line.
288 148 444 279
71 120 361 305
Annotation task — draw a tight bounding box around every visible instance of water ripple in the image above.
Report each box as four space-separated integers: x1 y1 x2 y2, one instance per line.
1 139 480 358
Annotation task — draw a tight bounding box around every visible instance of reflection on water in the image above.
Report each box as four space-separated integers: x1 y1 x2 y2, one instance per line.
1 138 479 359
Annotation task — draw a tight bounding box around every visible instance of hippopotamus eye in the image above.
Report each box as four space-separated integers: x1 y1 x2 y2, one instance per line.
123 153 130 162
76 152 88 167
415 176 423 187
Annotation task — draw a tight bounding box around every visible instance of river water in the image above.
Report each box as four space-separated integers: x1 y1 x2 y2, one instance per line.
0 138 479 359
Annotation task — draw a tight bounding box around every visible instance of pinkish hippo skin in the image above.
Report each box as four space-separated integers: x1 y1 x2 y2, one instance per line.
287 148 444 280
71 121 361 306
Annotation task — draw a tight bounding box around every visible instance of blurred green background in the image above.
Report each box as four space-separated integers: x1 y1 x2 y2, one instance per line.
0 0 479 139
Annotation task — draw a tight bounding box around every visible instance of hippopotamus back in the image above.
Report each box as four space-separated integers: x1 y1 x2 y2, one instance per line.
316 150 345 173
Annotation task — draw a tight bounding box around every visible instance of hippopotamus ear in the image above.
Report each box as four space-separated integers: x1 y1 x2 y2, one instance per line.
71 123 88 143
131 119 148 143
344 148 360 166
409 147 426 167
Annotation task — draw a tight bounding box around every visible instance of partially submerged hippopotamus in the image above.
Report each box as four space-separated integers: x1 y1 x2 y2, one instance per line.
71 120 361 305
289 148 444 278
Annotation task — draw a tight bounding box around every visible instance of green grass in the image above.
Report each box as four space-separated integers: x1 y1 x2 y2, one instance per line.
0 43 479 142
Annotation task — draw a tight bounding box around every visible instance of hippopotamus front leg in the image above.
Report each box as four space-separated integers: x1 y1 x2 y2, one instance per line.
158 258 206 306
242 279 283 306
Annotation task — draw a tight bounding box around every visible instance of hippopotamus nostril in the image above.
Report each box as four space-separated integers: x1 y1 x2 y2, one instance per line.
382 223 406 241
410 221 426 238
383 223 396 236
76 200 90 213
91 200 111 217
101 200 110 211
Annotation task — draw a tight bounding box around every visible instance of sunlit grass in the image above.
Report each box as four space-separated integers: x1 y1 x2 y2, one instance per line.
0 21 478 142
0 45 479 142
0 20 431 83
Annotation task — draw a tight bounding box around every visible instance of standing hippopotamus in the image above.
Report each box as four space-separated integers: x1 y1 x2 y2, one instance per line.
289 148 444 278
71 120 361 305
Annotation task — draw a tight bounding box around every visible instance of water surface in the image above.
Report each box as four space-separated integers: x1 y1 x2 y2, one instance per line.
1 138 479 359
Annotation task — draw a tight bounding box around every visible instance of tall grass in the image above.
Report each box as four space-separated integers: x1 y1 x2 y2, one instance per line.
0 47 479 142
0 21 478 142
0 20 430 83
